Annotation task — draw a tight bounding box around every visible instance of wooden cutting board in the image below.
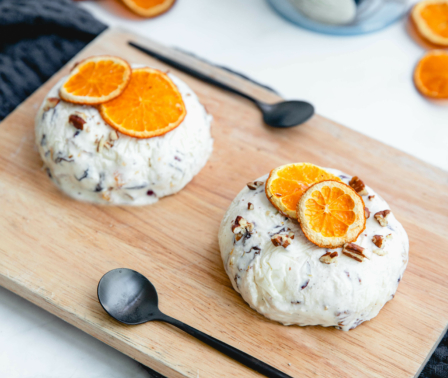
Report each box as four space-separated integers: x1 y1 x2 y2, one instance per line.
1 28 448 378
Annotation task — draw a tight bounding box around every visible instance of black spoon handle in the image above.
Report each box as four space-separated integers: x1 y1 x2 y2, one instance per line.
159 314 292 378
128 41 258 105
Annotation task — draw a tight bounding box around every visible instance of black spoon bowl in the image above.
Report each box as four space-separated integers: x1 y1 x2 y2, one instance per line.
129 41 314 128
257 100 314 128
98 268 160 325
98 268 292 378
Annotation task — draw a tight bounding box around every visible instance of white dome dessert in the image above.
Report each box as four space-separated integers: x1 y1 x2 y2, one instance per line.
219 169 409 331
35 72 213 205
290 0 357 25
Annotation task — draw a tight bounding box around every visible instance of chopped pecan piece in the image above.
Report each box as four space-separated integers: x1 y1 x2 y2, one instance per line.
386 233 393 240
349 176 368 196
368 195 375 201
231 216 253 241
271 232 294 248
43 97 60 112
247 181 264 190
247 202 254 210
374 210 391 227
373 248 387 256
343 243 367 262
372 235 385 248
101 191 111 201
320 251 338 264
97 136 106 153
109 130 119 141
69 114 86 130
364 207 370 219
71 61 80 71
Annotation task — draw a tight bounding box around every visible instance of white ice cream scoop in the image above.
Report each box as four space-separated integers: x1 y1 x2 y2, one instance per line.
289 0 357 25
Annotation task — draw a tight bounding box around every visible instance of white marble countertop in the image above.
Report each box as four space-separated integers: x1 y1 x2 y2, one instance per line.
2 0 446 377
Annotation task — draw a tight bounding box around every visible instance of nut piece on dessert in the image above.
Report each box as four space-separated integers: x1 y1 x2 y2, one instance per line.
349 176 368 196
271 231 294 248
372 234 391 256
97 136 106 153
372 235 385 248
247 181 264 190
297 180 366 248
374 210 391 227
373 248 388 256
320 251 338 264
43 97 60 112
69 114 86 130
109 130 119 141
342 243 367 262
364 207 370 219
231 216 254 241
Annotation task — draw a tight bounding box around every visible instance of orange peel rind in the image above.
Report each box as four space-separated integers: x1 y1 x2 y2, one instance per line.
99 67 187 139
414 50 448 99
412 0 448 46
265 162 340 220
121 0 176 17
297 180 366 248
59 56 131 105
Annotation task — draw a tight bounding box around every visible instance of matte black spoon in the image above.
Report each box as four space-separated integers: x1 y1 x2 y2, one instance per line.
129 41 314 128
98 268 292 378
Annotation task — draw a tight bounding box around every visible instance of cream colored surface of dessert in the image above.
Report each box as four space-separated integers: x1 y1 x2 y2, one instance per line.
219 169 409 331
35 70 213 205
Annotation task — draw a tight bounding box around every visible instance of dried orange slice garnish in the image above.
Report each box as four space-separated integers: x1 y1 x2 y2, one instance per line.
121 0 176 17
99 67 186 138
60 56 131 105
297 180 366 248
414 50 448 98
265 163 340 220
412 0 448 46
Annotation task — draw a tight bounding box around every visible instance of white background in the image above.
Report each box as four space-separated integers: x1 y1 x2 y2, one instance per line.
2 0 446 377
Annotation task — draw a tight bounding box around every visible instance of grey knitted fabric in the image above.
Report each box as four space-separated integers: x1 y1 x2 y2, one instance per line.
0 0 106 120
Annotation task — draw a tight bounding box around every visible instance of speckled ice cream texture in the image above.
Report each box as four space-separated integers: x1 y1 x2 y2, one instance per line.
35 72 213 205
219 169 409 331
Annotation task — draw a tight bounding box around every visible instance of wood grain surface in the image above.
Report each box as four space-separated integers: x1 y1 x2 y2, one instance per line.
1 28 448 378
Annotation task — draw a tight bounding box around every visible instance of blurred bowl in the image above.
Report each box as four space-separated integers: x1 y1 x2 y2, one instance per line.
267 0 410 35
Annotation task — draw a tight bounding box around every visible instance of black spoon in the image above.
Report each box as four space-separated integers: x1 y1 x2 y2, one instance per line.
129 41 314 128
98 268 292 378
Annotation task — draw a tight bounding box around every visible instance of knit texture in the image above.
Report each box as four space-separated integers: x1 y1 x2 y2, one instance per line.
420 331 448 378
0 0 106 120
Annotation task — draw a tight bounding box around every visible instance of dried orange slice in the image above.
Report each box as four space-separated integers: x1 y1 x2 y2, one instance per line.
412 0 448 46
414 50 448 98
121 0 176 17
265 163 340 220
99 67 186 138
60 56 131 105
297 180 366 248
